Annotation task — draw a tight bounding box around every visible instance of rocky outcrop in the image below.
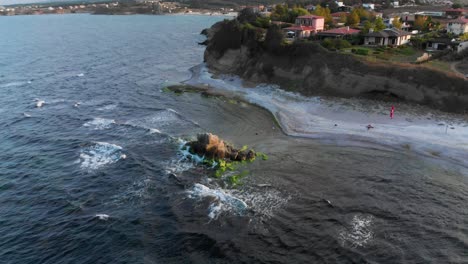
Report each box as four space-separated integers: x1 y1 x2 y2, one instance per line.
186 133 255 161
202 20 468 113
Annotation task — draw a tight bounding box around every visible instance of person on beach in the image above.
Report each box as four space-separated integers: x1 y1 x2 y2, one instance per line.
390 105 395 119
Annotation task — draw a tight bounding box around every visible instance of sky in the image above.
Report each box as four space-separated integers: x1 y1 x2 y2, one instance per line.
2 0 46 5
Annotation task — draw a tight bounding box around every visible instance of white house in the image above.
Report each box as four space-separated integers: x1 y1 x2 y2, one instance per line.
458 41 468 53
447 17 468 35
362 3 375 10
364 28 412 46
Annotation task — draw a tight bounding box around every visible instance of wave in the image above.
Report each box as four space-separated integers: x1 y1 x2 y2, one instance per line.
125 108 201 135
95 214 109 220
97 104 117 111
187 64 468 169
339 214 374 248
187 183 248 220
80 142 124 171
83 118 116 130
0 81 29 88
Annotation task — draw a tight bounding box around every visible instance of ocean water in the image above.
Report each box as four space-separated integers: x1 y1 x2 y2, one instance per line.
1 14 468 264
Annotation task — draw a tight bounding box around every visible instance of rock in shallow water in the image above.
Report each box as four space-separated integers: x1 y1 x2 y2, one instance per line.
186 133 255 162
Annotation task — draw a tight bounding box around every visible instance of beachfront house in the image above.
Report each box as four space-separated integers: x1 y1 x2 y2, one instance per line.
447 17 468 35
364 28 412 46
285 15 325 39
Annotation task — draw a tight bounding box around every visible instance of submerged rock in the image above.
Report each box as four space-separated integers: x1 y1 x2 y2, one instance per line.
186 133 255 162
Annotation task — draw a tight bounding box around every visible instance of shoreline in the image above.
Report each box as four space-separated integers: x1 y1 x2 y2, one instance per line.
185 63 468 170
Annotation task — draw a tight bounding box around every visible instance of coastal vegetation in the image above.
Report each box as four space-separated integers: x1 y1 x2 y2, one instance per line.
202 11 468 113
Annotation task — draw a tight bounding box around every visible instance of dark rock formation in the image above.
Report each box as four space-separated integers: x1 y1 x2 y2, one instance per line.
203 19 468 113
186 133 255 161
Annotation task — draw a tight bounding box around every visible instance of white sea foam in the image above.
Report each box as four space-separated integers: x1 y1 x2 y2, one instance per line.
0 81 27 88
97 104 117 111
77 73 85 77
125 109 199 135
187 64 468 168
35 100 45 108
95 214 109 220
80 142 123 170
187 183 248 220
339 214 374 247
83 118 116 130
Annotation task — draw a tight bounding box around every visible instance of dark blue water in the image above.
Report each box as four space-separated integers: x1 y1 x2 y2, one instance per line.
1 14 468 264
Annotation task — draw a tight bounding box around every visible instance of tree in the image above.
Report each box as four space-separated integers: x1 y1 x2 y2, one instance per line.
346 10 360 27
374 17 386 32
414 16 426 31
460 33 468 41
271 4 289 22
392 16 402 29
313 5 333 25
264 24 284 52
362 20 373 33
237 8 257 24
452 3 462 9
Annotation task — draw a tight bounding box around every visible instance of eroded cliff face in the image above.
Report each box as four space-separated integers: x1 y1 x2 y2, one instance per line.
203 20 468 113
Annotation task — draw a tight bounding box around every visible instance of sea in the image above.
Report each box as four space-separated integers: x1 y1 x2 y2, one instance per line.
1 14 468 264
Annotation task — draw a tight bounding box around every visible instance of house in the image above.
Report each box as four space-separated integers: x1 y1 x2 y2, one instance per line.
362 3 375 10
447 17 468 35
364 28 412 46
426 38 458 51
317 26 360 38
444 8 467 19
458 41 468 53
285 15 325 39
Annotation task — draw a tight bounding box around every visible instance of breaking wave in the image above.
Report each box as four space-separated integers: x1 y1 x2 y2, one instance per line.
83 118 116 130
187 183 248 220
79 142 124 171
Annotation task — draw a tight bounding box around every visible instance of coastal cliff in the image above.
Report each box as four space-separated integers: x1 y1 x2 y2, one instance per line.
203 20 468 113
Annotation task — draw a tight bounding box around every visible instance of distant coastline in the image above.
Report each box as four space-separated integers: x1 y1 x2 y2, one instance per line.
0 1 238 17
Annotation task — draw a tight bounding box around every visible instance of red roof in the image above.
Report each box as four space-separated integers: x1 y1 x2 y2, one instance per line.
331 12 348 17
285 26 317 31
450 17 468 24
318 27 361 35
444 8 467 12
297 15 324 19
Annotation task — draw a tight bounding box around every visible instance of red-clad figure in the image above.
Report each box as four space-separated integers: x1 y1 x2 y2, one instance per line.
390 105 395 119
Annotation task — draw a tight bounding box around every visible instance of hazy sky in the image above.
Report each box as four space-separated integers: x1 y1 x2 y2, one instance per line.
2 0 45 5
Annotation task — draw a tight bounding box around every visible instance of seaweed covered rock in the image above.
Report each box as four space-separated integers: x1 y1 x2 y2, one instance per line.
186 133 255 162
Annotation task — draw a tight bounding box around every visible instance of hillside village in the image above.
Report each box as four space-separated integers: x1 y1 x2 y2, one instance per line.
234 2 468 77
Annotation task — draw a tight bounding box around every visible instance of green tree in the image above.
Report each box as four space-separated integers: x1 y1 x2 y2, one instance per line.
313 5 333 25
460 33 468 41
264 24 284 52
452 3 462 8
392 16 402 29
346 10 360 27
362 20 373 33
374 17 386 31
271 4 288 22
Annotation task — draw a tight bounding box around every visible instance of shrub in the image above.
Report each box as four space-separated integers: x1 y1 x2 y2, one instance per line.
355 48 369 55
